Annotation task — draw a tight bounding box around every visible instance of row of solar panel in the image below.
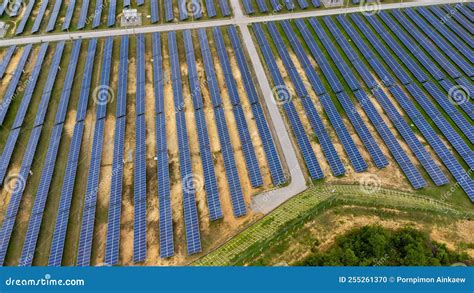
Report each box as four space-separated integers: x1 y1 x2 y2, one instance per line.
10 0 232 35
242 0 320 14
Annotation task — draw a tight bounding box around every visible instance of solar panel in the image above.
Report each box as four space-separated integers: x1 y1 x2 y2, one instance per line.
15 0 34 35
219 0 231 16
197 29 222 107
438 79 474 120
150 0 159 23
134 114 147 262
0 128 21 185
0 45 15 79
31 0 49 33
96 37 114 120
77 0 91 29
179 0 188 20
253 23 324 180
164 0 174 21
117 35 129 118
0 44 32 125
75 39 97 123
242 0 255 14
61 0 76 30
46 0 63 32
49 121 84 266
255 0 268 12
108 0 117 26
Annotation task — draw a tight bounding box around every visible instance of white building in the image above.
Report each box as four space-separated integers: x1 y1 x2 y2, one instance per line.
321 0 344 7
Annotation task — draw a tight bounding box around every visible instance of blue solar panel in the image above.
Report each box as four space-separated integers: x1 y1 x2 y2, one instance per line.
0 44 32 125
219 0 231 16
0 125 42 265
255 0 268 12
297 0 309 9
0 128 20 185
73 39 96 123
390 9 463 79
183 30 204 109
253 23 324 180
417 7 473 63
48 123 84 267
406 84 474 170
0 45 15 79
77 0 91 29
164 0 174 21
198 29 222 107
402 9 473 77
96 37 114 120
312 0 320 7
206 0 217 17
242 0 255 14
134 114 147 263
108 0 117 26
267 22 345 176
62 0 76 30
76 118 105 267
31 0 49 33
179 0 188 20
150 0 159 23
15 0 34 35
46 0 63 32
117 35 129 118
227 26 286 185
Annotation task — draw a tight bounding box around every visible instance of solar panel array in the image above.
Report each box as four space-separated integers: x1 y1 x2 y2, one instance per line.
152 32 174 259
0 43 50 186
184 30 223 221
267 22 346 177
227 26 286 186
31 0 48 33
253 23 324 180
170 31 202 255
15 0 34 35
0 44 32 126
62 0 76 30
292 19 368 172
77 0 91 29
242 0 320 13
441 4 473 34
213 27 264 188
429 6 473 48
198 28 248 217
133 34 148 263
105 35 129 266
76 37 113 267
46 0 63 32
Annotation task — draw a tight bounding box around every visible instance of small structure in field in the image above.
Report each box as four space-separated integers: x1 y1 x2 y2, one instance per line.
0 22 8 38
121 9 142 27
321 0 344 7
